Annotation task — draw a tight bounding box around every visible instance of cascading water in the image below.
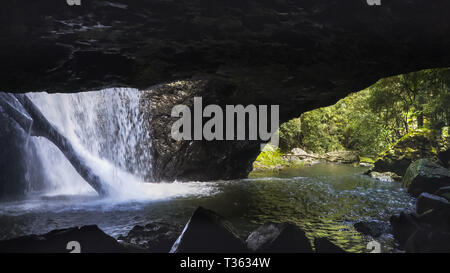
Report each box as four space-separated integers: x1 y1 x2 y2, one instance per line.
24 88 215 202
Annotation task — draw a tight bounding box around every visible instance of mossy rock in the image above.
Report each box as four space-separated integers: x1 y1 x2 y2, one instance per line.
402 159 450 197
374 129 437 176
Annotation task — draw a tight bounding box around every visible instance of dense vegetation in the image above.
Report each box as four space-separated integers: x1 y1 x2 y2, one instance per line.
278 68 450 158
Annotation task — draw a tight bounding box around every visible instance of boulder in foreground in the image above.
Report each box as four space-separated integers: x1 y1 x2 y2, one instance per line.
313 237 346 253
435 186 450 201
245 222 313 253
354 220 391 238
416 192 450 215
118 221 182 253
0 225 124 253
170 207 246 253
390 212 422 247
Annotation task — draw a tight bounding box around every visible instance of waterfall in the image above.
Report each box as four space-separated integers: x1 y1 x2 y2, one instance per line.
0 87 217 203
26 88 152 199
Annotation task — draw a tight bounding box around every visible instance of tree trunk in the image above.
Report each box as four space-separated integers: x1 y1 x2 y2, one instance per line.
9 94 109 196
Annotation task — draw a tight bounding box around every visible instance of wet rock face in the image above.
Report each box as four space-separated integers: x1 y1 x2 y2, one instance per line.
0 95 46 199
0 108 31 198
1 0 450 181
142 79 262 181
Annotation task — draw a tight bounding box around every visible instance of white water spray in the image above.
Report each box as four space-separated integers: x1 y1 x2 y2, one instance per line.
26 88 216 202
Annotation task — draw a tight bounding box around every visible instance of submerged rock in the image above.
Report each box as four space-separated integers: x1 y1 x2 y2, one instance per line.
290 148 309 157
402 159 450 197
284 149 359 165
245 222 313 253
118 221 182 253
368 171 402 182
323 150 359 164
170 207 246 253
313 237 346 253
0 225 124 253
354 220 391 238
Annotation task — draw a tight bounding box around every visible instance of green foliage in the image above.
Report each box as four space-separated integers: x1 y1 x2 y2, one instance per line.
300 107 344 154
359 157 375 164
254 148 285 167
295 89 392 157
279 118 301 153
278 68 450 158
253 145 305 170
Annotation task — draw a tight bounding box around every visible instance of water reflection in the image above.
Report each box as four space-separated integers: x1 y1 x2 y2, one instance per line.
0 163 414 253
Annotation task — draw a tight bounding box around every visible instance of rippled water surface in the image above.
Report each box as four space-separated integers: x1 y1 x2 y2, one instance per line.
0 163 415 252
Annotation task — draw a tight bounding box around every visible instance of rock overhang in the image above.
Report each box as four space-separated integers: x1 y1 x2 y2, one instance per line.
1 0 450 181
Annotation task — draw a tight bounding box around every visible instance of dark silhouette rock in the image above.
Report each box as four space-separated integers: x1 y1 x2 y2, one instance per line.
416 192 450 215
314 237 346 253
402 159 450 197
118 221 182 253
404 228 450 253
245 222 313 253
170 207 246 253
417 206 450 232
438 148 450 168
354 220 391 238
435 186 450 201
0 225 124 253
391 191 450 252
390 212 422 247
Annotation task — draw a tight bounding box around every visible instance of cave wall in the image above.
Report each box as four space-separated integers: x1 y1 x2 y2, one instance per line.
1 0 450 181
0 96 46 199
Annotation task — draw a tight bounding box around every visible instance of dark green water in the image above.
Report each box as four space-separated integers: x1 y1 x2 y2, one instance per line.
0 163 414 252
